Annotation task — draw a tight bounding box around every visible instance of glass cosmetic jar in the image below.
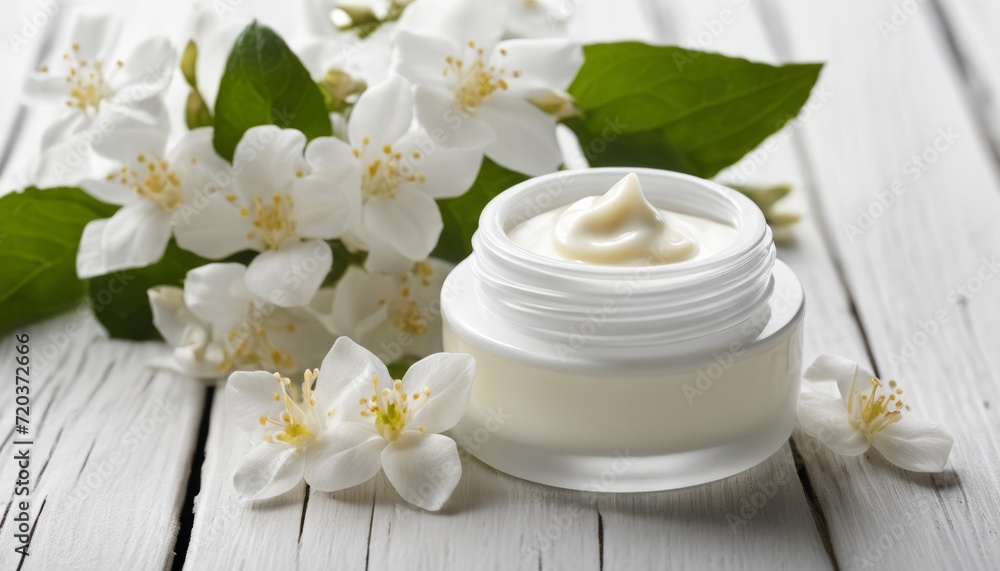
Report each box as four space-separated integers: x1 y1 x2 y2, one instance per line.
441 167 804 492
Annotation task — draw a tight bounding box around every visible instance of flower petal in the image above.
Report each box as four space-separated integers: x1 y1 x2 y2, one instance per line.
797 392 870 456
173 190 257 258
292 175 357 239
170 128 235 209
233 442 305 499
479 96 561 175
804 354 875 401
232 126 306 202
69 10 123 61
304 136 361 183
394 131 483 199
399 0 507 49
364 239 415 274
148 285 201 347
393 30 459 85
75 201 172 279
148 286 219 379
302 423 386 492
499 38 584 95
264 306 336 376
91 126 170 164
349 76 413 151
226 370 286 435
412 84 497 149
404 352 476 434
381 432 462 511
363 187 442 261
111 37 176 101
331 266 396 339
872 420 954 473
40 113 89 152
315 336 391 421
244 239 333 307
22 73 69 105
183 263 253 326
80 179 139 206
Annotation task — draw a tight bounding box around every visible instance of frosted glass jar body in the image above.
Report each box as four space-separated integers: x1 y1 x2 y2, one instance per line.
441 168 805 492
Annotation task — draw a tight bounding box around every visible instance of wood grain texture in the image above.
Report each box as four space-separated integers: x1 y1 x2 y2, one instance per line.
183 386 309 570
0 316 204 570
934 0 1000 162
758 0 1000 569
0 0 63 184
2 0 998 569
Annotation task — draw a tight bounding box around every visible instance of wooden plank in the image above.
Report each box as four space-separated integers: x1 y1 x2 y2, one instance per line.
934 0 1000 160
590 3 858 569
755 0 1000 569
0 0 65 186
0 2 212 568
183 387 310 569
0 316 205 569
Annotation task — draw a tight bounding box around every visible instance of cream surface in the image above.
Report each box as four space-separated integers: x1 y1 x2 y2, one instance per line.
508 173 738 266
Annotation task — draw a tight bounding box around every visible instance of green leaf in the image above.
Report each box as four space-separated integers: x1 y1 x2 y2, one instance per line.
212 21 332 161
88 240 210 340
567 42 822 177
0 187 116 333
432 159 529 264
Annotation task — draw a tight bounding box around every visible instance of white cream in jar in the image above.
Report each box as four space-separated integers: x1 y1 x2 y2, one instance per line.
508 172 738 266
441 168 805 492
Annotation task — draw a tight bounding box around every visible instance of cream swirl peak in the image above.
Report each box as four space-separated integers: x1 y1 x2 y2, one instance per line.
508 173 738 266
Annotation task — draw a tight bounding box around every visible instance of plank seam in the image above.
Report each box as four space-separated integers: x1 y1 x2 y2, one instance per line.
927 0 1000 175
298 486 310 544
0 4 63 180
15 496 46 571
363 493 376 571
789 439 840 571
171 386 215 571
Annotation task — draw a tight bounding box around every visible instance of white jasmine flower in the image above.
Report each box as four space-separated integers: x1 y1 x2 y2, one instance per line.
23 10 175 153
346 76 481 264
148 263 333 380
186 4 381 112
226 367 339 499
503 0 569 39
393 0 582 175
331 259 452 361
299 337 475 510
798 354 954 472
75 127 230 278
175 126 362 307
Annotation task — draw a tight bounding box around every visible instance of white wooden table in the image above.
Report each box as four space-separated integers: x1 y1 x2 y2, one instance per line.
2 1 999 569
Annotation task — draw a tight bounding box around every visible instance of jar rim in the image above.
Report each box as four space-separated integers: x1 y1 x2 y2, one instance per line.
477 167 768 279
469 167 777 353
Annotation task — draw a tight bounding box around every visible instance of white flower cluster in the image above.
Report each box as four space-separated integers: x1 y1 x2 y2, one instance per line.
24 1 582 383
